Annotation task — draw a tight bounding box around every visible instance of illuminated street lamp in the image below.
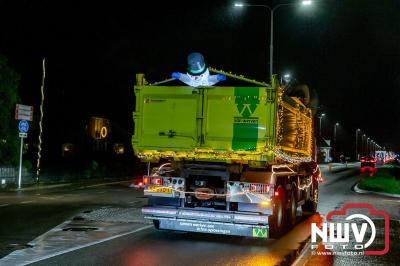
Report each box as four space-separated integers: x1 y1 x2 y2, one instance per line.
234 1 313 81
333 122 339 162
318 113 325 137
282 73 291 84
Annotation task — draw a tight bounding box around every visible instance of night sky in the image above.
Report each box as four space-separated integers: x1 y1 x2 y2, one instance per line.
1 0 399 161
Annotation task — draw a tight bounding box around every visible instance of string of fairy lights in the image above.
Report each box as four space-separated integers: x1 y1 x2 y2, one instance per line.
36 58 46 180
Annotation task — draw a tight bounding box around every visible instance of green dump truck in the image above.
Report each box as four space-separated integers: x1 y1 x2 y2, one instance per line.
133 71 320 238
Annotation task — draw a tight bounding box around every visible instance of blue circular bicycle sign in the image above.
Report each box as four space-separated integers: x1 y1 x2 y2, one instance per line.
18 120 29 133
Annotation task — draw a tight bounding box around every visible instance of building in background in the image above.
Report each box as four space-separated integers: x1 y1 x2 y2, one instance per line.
317 136 332 163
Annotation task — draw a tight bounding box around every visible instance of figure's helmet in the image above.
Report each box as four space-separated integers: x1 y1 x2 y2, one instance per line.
187 52 206 76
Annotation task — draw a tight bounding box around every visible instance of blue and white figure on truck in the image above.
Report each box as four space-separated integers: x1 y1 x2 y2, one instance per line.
172 52 226 87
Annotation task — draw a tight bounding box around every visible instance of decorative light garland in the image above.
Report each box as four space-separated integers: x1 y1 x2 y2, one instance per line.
36 58 46 180
272 147 312 163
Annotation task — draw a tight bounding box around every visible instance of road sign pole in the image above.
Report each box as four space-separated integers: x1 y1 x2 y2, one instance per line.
18 136 24 189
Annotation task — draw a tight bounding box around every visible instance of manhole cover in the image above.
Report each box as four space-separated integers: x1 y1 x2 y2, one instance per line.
62 227 98 232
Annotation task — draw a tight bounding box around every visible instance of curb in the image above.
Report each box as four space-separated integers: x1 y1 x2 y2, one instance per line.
353 183 400 198
292 240 311 266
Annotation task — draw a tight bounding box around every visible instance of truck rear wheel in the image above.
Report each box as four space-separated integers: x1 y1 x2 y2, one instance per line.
302 180 318 213
286 184 297 227
269 187 285 238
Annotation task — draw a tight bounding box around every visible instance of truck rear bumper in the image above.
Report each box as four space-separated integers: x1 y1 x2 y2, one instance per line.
142 206 270 238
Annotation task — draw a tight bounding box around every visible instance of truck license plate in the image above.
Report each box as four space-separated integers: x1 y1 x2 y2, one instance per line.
147 186 173 194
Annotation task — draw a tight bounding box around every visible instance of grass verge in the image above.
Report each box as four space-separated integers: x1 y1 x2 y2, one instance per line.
358 167 400 194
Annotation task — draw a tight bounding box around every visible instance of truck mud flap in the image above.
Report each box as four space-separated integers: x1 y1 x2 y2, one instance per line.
157 218 269 238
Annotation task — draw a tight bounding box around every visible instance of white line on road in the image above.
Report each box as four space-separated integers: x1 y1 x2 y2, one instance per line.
0 204 9 207
39 197 56 200
78 180 130 189
20 200 35 204
382 199 400 202
292 240 311 266
14 225 153 266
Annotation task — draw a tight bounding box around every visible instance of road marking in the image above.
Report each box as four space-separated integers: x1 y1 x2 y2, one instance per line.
78 180 130 189
39 197 56 200
382 199 400 202
292 240 311 266
0 204 9 207
20 200 35 204
9 225 153 266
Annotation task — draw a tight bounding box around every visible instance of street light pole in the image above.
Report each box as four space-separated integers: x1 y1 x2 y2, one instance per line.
270 8 274 80
234 1 313 81
318 113 325 137
333 122 339 162
355 129 360 160
362 134 366 156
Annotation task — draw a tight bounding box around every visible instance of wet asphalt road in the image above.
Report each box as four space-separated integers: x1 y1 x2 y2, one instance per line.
0 180 143 258
305 165 400 266
1 164 399 266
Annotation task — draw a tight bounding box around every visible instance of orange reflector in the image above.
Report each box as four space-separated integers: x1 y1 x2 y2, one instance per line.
143 177 149 184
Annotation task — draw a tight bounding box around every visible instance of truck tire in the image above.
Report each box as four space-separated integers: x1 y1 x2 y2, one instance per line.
153 220 160 230
286 184 297 227
269 187 285 238
302 179 318 213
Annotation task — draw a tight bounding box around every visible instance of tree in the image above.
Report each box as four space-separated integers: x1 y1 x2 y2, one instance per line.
0 55 20 165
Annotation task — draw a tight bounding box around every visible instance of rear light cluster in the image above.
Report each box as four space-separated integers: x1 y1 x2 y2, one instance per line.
360 158 376 163
143 176 185 189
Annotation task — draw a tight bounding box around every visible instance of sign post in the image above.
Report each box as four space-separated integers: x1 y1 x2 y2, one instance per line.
17 120 29 189
15 104 32 189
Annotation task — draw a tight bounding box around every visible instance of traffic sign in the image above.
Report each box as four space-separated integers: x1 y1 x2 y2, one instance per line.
19 132 27 138
18 120 29 133
15 104 33 121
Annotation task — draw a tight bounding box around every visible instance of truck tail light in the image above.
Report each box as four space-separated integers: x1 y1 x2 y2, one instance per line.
143 176 150 185
152 177 162 185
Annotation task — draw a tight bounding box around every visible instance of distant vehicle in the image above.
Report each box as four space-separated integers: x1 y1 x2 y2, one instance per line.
131 175 145 189
360 156 376 168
